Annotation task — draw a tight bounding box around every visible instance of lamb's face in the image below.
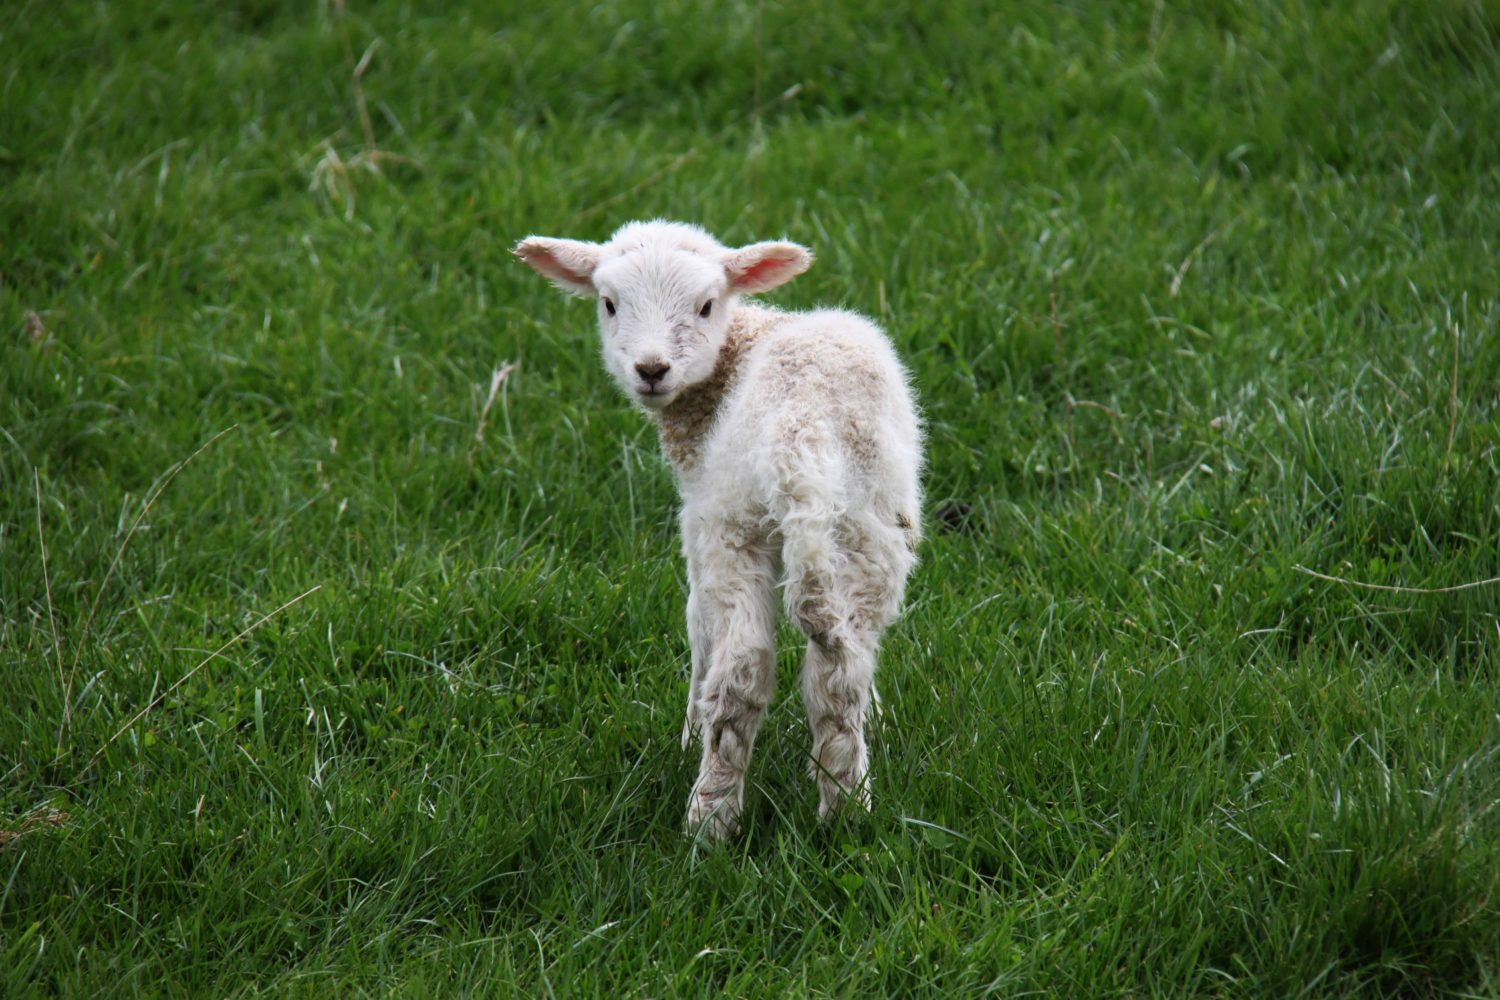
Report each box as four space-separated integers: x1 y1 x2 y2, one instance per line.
591 248 729 410
514 220 813 413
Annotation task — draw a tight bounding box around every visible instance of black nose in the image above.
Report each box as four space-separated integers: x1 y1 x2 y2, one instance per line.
635 361 671 387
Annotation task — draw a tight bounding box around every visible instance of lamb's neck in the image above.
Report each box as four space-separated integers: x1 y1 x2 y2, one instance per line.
654 305 769 473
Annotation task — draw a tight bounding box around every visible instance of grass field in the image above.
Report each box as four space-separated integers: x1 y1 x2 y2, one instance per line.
4 0 1500 994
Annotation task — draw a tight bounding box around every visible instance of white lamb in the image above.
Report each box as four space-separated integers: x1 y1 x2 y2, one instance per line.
515 220 923 840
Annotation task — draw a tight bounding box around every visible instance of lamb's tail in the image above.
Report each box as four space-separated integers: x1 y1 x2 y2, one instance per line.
774 431 850 650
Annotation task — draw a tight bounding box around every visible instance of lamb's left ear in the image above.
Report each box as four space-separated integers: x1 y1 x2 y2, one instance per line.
513 236 603 297
724 241 814 295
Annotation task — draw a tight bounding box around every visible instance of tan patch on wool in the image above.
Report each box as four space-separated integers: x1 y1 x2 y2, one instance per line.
654 309 766 471
896 512 921 552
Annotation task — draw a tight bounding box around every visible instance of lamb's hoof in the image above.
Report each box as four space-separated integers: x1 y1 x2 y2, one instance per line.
817 778 872 822
686 785 741 842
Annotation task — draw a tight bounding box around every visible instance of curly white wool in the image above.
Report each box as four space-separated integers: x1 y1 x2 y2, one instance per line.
515 220 923 839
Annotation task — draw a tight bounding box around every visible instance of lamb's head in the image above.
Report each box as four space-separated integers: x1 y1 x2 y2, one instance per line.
514 220 812 410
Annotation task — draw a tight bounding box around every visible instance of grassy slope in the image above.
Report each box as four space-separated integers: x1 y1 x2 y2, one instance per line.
3 0 1499 994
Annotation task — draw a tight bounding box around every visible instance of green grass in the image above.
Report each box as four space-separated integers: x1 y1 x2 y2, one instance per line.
4 0 1500 994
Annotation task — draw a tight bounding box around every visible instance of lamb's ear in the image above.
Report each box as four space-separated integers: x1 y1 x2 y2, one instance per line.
513 236 603 297
723 241 813 295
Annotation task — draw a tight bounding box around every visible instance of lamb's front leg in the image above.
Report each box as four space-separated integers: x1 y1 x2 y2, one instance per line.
684 544 777 841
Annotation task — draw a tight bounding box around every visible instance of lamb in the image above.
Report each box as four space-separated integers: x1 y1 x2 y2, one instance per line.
514 220 923 840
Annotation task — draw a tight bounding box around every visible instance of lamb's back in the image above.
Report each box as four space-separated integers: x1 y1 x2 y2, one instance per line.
699 308 921 523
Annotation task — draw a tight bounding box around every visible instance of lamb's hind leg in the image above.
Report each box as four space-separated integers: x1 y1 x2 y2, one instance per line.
685 543 778 841
681 585 711 749
791 524 912 819
800 630 878 819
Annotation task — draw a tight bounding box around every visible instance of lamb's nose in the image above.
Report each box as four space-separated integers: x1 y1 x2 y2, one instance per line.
635 361 671 387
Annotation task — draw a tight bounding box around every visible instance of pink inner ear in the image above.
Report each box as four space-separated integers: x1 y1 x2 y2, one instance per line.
731 255 806 294
736 257 786 288
524 248 590 287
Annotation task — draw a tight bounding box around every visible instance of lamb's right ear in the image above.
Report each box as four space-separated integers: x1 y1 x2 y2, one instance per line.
513 236 603 297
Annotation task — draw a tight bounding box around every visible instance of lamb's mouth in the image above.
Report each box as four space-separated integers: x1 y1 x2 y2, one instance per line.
636 385 676 407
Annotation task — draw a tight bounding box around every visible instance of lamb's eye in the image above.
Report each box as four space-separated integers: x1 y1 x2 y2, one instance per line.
604 298 616 317
699 300 713 319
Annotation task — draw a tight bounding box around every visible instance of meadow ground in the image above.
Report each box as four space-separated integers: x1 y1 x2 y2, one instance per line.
4 1 1500 995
